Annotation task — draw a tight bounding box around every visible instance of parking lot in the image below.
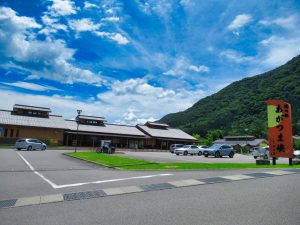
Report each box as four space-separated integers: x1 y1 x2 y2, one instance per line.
0 148 288 201
1 148 300 225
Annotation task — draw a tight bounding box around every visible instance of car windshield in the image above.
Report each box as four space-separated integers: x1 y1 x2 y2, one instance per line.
209 144 222 149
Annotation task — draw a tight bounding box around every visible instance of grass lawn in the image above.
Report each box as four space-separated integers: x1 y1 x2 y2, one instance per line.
0 144 14 149
64 152 300 170
65 152 156 167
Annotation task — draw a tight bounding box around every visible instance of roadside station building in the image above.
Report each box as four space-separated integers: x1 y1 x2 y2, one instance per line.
213 136 267 149
0 104 196 149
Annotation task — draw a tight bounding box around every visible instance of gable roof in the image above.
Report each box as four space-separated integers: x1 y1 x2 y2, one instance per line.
0 110 66 129
137 124 196 141
65 120 146 137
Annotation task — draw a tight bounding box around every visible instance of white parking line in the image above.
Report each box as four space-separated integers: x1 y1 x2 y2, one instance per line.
17 152 173 189
18 152 59 189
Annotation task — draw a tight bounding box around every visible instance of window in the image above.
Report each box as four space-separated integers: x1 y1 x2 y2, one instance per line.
10 129 14 138
4 128 8 137
16 129 19 138
86 120 98 125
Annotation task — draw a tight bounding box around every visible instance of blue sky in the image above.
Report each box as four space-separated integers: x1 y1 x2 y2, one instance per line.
0 0 300 124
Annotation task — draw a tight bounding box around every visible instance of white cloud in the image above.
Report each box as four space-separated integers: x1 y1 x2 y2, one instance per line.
162 56 190 77
68 18 101 35
102 16 120 22
0 7 104 85
228 14 252 30
1 81 61 91
259 15 298 29
97 78 206 124
220 49 254 63
0 7 41 29
106 9 114 14
259 35 300 67
189 65 210 73
39 15 68 35
83 1 100 9
109 33 129 45
47 0 78 17
163 69 177 76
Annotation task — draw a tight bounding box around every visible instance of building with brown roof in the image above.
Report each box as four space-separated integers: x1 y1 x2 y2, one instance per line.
0 104 196 149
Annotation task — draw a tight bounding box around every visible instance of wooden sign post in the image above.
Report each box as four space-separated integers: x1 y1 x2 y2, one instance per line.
267 100 294 165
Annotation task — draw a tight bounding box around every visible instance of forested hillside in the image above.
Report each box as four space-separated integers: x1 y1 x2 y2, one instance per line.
159 55 300 137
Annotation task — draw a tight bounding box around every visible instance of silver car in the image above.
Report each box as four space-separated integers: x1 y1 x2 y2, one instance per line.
252 146 269 159
170 144 184 153
15 139 47 151
203 144 235 158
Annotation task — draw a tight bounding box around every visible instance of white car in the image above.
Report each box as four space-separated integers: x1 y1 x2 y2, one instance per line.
15 138 47 151
174 145 203 156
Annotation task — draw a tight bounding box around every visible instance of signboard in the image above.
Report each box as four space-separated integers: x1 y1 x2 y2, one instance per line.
267 100 293 158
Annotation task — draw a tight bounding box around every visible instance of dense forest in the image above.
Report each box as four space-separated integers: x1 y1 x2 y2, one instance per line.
159 55 300 138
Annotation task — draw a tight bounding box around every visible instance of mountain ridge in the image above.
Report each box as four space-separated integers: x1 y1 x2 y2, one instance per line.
159 55 300 137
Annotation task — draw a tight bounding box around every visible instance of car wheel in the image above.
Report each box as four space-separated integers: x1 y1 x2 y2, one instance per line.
183 151 188 156
27 146 32 151
176 153 179 156
215 151 220 158
198 151 202 156
42 146 46 151
204 154 208 157
229 152 234 158
254 156 257 159
17 148 21 151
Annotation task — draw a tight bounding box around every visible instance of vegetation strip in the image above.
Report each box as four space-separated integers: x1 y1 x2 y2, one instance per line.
64 152 156 168
64 152 300 170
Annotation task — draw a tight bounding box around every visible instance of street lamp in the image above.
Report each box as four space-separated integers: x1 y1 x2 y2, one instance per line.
75 109 82 152
244 128 249 154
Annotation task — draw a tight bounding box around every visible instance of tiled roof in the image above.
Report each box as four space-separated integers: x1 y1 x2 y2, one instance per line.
0 110 66 129
137 125 196 141
65 120 146 137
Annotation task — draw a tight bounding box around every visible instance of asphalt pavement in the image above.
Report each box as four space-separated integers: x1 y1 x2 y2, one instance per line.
1 173 299 225
0 148 299 225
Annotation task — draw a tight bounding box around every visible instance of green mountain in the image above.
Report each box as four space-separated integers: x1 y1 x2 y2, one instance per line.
159 55 300 138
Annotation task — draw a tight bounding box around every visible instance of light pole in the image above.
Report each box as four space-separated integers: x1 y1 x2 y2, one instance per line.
75 109 82 152
244 128 249 154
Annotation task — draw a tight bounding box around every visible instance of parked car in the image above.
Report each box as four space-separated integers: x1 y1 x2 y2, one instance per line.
15 138 47 151
203 144 235 158
170 144 184 153
252 146 269 159
293 150 300 160
174 145 203 156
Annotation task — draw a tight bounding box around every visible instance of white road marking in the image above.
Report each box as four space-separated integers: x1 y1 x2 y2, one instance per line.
56 174 173 189
17 152 173 189
18 152 59 188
